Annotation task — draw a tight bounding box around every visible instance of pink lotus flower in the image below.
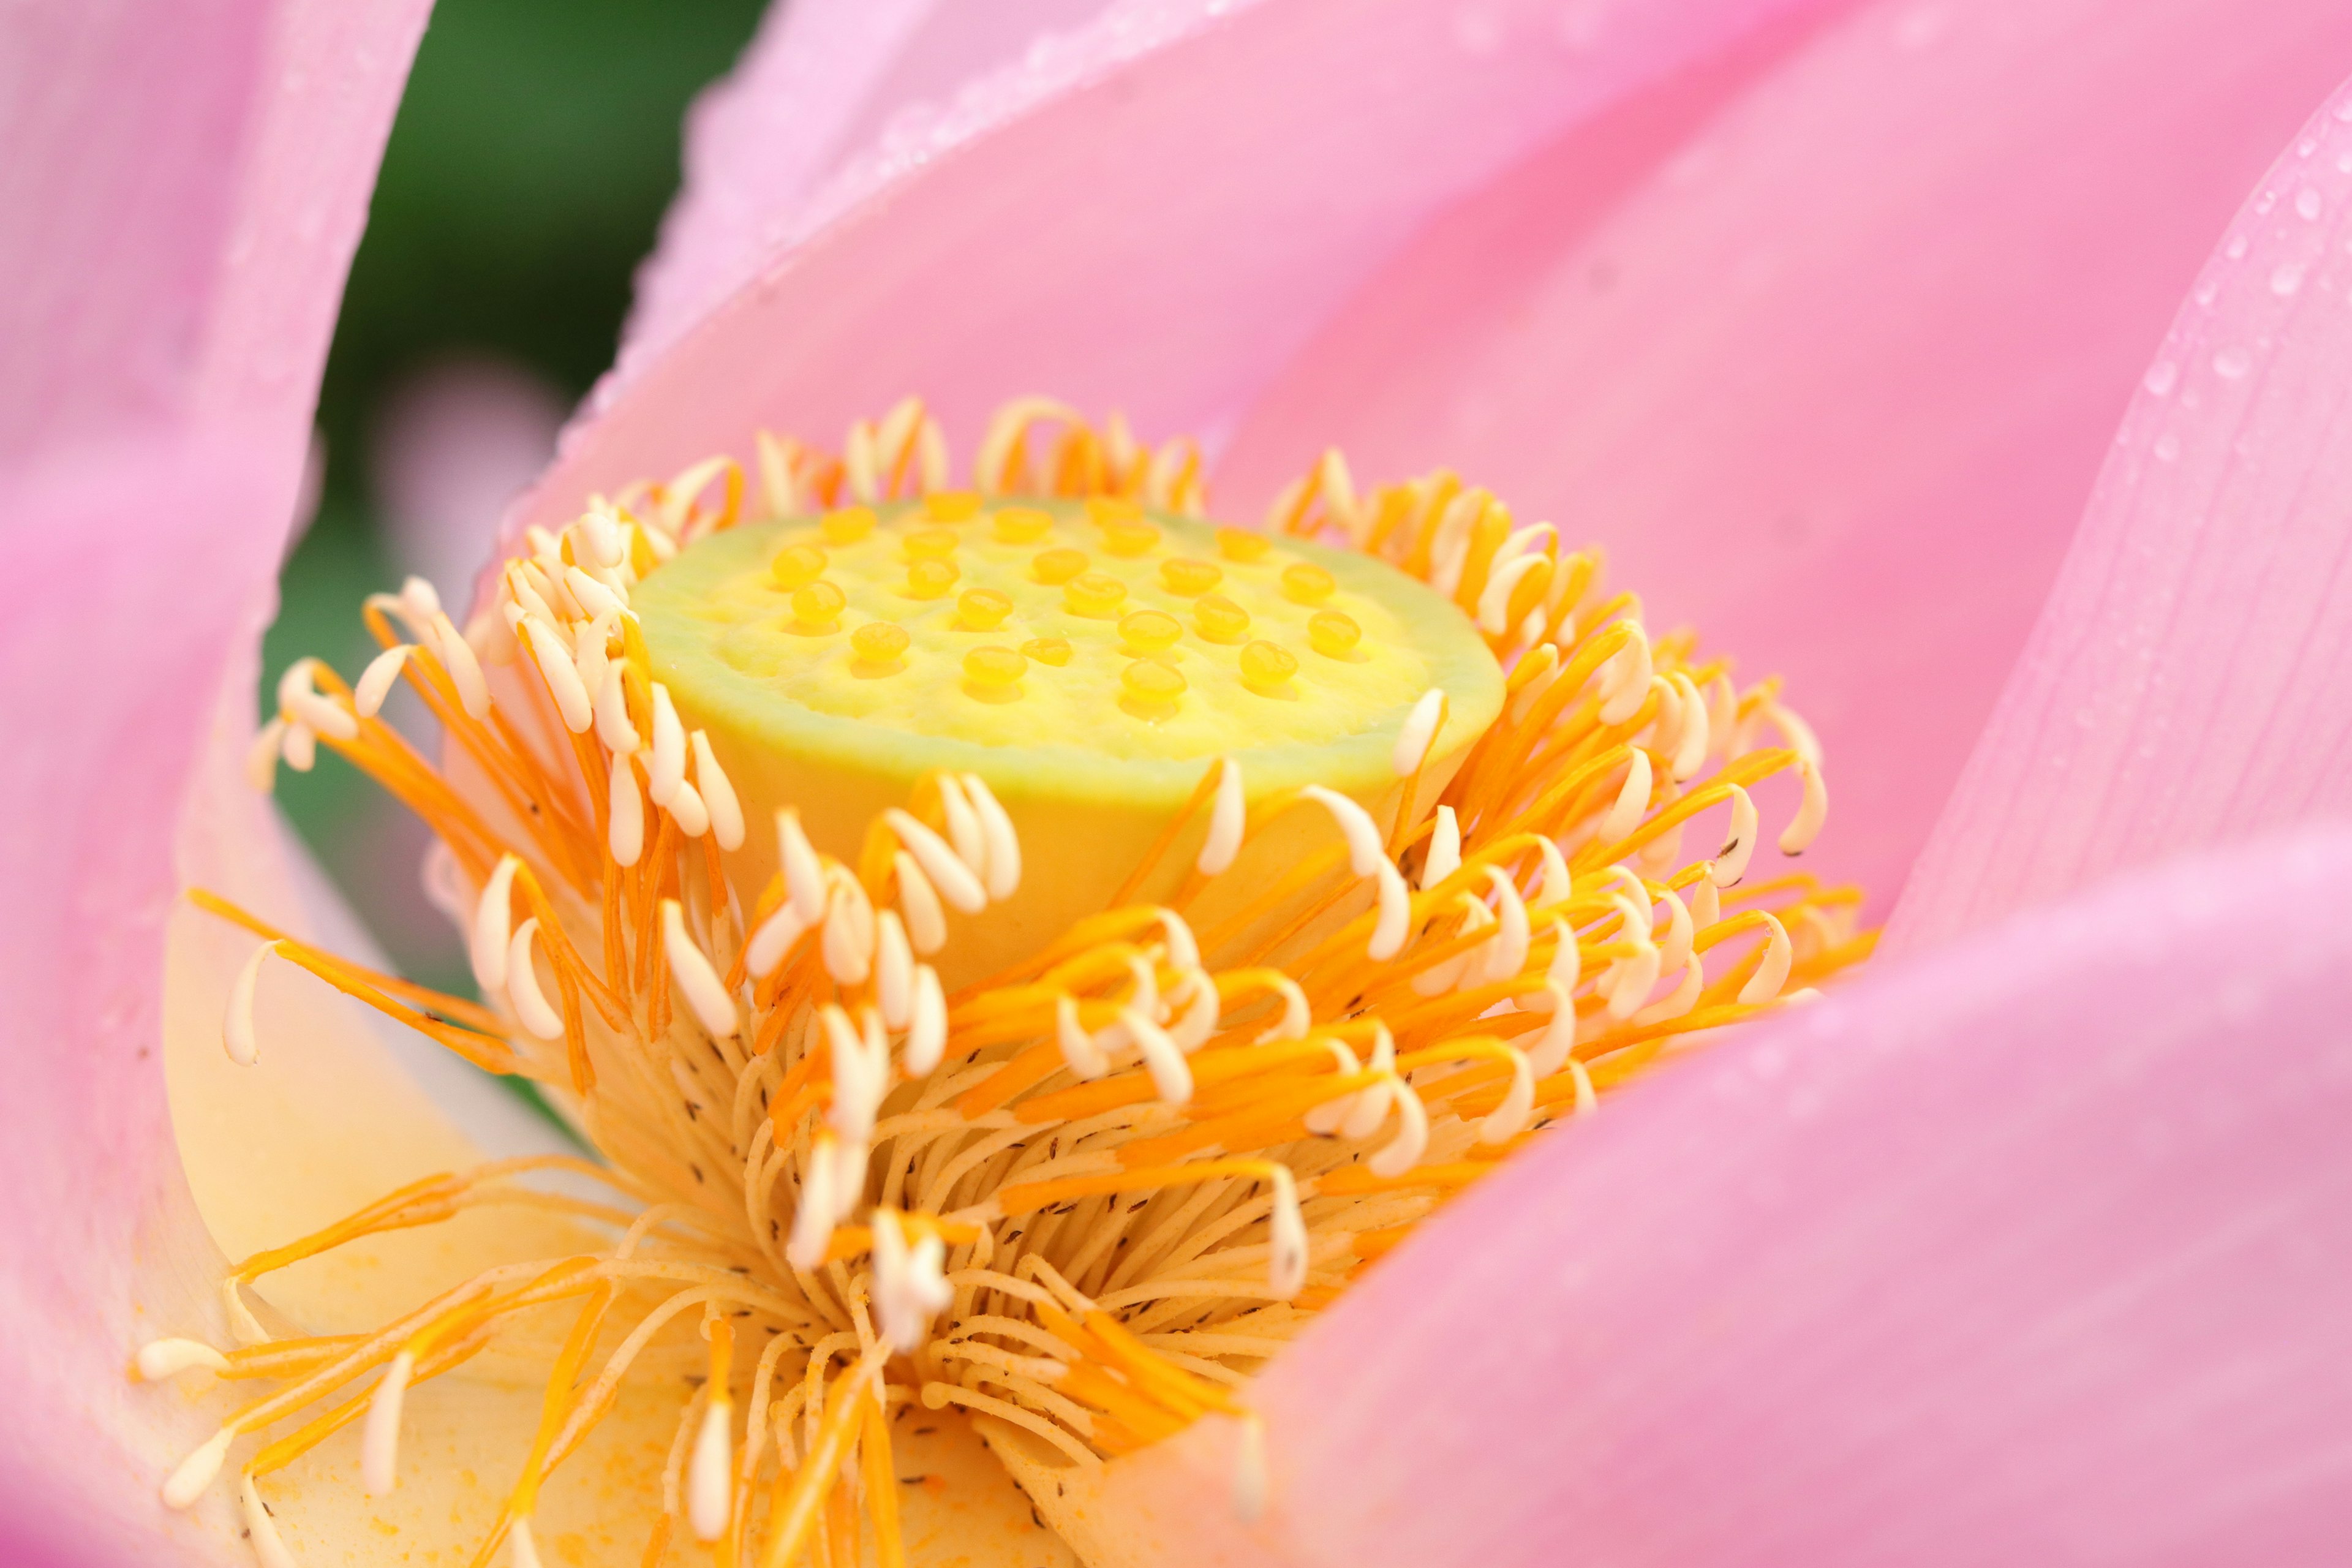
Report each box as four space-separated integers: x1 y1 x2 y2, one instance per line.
9 0 2352 1564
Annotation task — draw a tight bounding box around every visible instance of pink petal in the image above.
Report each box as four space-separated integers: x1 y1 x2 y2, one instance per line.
1894 81 2352 951
1096 823 2352 1566
1215 0 2352 911
526 0 1833 538
0 1 428 1559
625 0 1121 374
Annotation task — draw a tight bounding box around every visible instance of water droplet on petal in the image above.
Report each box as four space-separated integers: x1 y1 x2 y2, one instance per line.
2214 346 2253 380
2299 187 2326 221
2154 432 2182 462
2144 360 2179 396
2226 233 2250 260
2272 262 2307 297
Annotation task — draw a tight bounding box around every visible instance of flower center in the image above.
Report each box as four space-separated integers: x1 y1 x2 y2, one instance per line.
635 494 1504 982
143 398 1871 1568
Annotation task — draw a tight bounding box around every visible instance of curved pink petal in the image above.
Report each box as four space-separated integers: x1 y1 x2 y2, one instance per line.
527 0 1838 538
626 0 1121 372
0 2 428 1561
1093 822 2352 1566
1894 82 2352 951
1214 0 2352 911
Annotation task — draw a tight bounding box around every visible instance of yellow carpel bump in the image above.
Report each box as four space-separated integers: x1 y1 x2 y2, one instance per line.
1022 636 1072 667
1101 520 1161 558
769 543 827 589
957 589 1014 631
851 620 909 668
1218 527 1272 563
1118 611 1183 655
1309 609 1363 659
821 506 876 544
1032 547 1089 585
905 527 960 560
791 581 846 631
1240 639 1298 693
963 645 1027 703
1064 572 1128 618
906 559 959 600
1281 562 1336 605
993 507 1054 543
1161 558 1221 596
923 491 983 522
1120 656 1186 718
1194 594 1251 644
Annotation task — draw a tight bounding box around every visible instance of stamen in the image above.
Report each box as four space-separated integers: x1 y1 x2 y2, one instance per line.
360 1348 413 1494
240 1476 300 1568
1393 688 1447 776
222 941 275 1066
662 901 739 1039
506 919 564 1041
690 731 745 851
1199 757 1246 875
686 1318 733 1540
352 645 410 718
470 854 520 993
163 1427 235 1509
134 1338 230 1381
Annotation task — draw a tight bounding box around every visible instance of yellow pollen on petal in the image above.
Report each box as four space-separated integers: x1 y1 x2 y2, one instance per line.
161 394 1874 1568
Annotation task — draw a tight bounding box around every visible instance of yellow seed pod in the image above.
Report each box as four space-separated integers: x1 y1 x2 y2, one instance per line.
791 580 846 629
1308 609 1363 658
1021 636 1073 666
993 507 1055 543
1239 639 1298 692
1063 571 1128 617
769 543 828 589
1217 527 1272 563
1101 520 1161 558
1159 557 1222 596
963 645 1027 690
906 559 960 600
851 620 910 664
1031 547 1090 585
923 491 983 522
1086 496 1144 527
957 588 1014 631
1118 609 1183 655
1121 657 1186 704
905 527 960 560
1281 562 1336 605
821 506 876 544
1193 594 1251 644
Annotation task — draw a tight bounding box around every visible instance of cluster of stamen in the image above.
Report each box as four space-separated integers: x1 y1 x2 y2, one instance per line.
143 395 1870 1568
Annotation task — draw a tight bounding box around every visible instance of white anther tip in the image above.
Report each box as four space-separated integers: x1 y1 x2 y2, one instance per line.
162 1428 235 1510
1197 758 1246 876
223 941 275 1066
1393 688 1446 777
686 1397 734 1540
135 1338 231 1381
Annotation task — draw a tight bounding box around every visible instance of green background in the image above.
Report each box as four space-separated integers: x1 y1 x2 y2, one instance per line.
263 0 767 989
